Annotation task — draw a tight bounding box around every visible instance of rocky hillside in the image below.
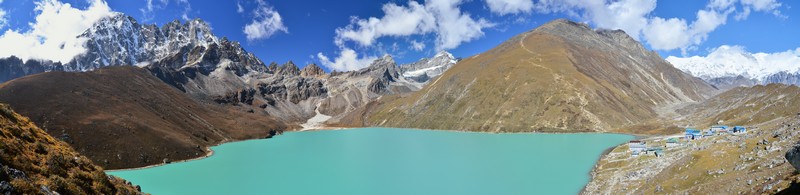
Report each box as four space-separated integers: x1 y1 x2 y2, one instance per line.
586 84 800 194
679 84 800 127
586 115 800 194
0 66 287 169
359 19 715 132
683 73 800 91
0 103 142 194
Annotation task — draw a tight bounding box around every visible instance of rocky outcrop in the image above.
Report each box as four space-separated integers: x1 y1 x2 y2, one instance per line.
300 63 325 78
276 61 301 76
0 103 142 194
787 142 800 171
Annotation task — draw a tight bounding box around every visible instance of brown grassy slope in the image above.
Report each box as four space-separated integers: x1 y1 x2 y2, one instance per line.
0 66 288 169
361 19 713 132
680 83 800 127
0 104 142 194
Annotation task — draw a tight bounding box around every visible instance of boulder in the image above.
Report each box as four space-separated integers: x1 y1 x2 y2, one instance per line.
0 181 12 194
786 142 800 171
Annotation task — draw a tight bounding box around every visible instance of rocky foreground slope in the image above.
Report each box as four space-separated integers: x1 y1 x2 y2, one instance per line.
586 84 800 194
0 104 142 194
356 19 714 132
0 66 287 169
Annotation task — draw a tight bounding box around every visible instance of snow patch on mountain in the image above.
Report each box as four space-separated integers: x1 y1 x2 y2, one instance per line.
400 51 458 83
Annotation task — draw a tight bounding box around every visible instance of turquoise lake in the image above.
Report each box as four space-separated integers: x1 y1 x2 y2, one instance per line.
108 128 633 195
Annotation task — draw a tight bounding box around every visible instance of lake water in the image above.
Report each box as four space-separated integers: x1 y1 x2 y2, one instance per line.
108 128 633 195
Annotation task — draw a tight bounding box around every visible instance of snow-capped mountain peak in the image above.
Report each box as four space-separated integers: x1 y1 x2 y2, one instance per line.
401 51 458 83
667 45 800 81
667 45 800 89
66 14 223 72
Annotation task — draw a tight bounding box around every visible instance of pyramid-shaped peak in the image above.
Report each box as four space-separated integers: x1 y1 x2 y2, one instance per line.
369 54 395 67
434 51 454 58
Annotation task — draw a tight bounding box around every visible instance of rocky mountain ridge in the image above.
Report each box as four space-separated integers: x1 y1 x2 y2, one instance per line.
667 48 800 90
0 13 456 127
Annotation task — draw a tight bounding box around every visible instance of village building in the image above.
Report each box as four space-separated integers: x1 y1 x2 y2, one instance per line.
666 138 680 147
711 125 729 135
628 140 647 156
733 126 747 134
685 129 702 140
704 129 716 137
646 147 664 157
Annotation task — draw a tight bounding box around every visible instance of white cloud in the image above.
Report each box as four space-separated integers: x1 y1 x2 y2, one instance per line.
237 1 244 13
430 0 494 50
243 0 288 41
0 0 7 29
485 0 534 15
179 0 191 21
324 0 492 71
140 0 192 21
642 17 690 51
529 0 784 52
410 40 426 51
667 45 800 79
335 1 436 48
317 48 378 71
736 0 783 19
644 8 734 52
741 0 781 11
335 0 492 51
0 0 115 63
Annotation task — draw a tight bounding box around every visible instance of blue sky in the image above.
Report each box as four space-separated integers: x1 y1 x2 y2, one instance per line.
0 0 798 72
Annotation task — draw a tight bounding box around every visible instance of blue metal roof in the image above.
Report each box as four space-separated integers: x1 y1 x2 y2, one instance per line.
685 128 701 133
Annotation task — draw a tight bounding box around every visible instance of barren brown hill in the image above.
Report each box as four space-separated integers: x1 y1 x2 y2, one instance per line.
0 103 142 194
0 66 288 169
359 19 715 133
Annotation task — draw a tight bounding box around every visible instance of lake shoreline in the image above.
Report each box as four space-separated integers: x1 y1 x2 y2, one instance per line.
580 142 626 194
108 127 635 194
580 133 676 194
106 135 275 172
109 125 641 172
